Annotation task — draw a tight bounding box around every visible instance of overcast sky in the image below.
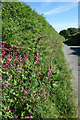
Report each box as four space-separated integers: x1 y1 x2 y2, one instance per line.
21 2 78 32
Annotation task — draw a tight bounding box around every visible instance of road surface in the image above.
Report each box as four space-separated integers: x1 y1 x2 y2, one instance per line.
62 43 80 118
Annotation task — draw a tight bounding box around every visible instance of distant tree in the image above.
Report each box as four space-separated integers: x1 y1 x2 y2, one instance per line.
59 29 70 39
67 28 78 35
66 32 80 46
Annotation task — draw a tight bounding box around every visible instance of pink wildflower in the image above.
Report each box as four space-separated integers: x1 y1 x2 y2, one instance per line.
18 62 20 64
67 96 69 98
37 74 39 76
15 56 17 59
4 81 8 83
2 53 4 56
36 49 38 56
36 44 38 48
47 72 50 78
25 64 27 67
24 90 27 94
21 99 23 101
23 94 26 98
19 85 21 87
26 116 29 118
7 54 11 58
49 69 51 73
8 76 10 81
14 45 16 47
19 57 22 59
9 109 11 112
43 88 45 91
35 59 38 62
36 97 39 100
50 59 52 70
36 56 38 59
11 64 12 66
65 81 66 83
19 64 22 66
19 67 22 69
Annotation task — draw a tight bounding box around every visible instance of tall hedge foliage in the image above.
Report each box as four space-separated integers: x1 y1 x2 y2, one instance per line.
2 2 64 67
2 2 76 119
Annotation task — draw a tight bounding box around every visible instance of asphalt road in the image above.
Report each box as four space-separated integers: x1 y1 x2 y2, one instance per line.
62 43 80 118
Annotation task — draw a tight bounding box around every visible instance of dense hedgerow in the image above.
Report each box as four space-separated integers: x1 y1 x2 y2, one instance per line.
1 2 77 119
2 42 58 118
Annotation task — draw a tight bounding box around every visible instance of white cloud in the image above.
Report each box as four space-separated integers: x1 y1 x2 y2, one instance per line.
40 3 51 11
44 3 78 15
51 22 78 32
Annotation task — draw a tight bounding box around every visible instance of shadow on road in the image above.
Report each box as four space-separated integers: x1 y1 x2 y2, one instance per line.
63 42 80 56
69 47 80 56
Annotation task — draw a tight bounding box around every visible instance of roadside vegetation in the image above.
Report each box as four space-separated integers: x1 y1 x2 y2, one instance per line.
1 2 77 119
59 28 80 46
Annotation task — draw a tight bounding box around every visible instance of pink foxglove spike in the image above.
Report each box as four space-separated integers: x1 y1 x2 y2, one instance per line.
50 59 52 70
49 69 51 73
36 44 38 48
36 56 38 59
47 72 50 78
35 59 38 62
36 49 38 56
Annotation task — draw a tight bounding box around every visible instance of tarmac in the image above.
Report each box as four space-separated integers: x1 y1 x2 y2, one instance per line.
62 43 80 118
